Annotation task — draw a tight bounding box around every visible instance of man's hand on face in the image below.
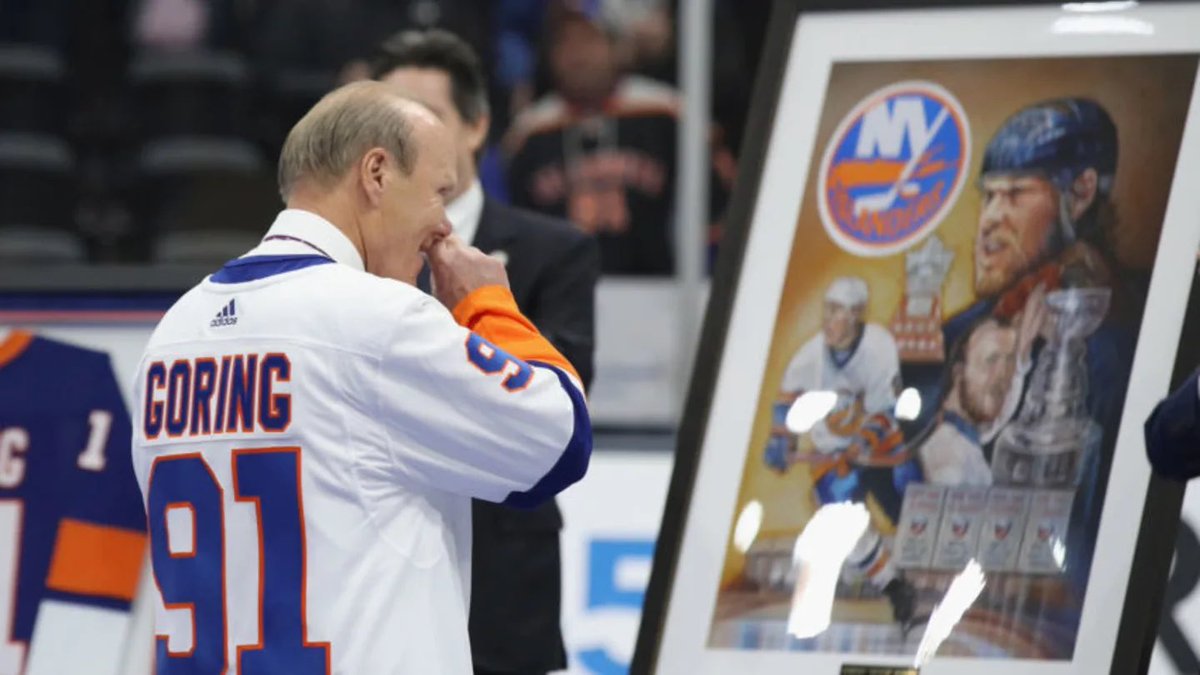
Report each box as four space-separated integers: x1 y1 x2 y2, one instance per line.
426 234 510 310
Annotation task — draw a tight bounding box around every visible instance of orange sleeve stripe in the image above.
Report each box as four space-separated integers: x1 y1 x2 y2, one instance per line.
452 285 581 384
46 519 147 602
0 330 33 368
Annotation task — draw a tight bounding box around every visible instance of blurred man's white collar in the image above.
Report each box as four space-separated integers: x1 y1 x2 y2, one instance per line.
256 209 365 271
446 180 484 245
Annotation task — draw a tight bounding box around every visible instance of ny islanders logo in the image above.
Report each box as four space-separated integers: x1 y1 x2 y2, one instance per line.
817 81 970 257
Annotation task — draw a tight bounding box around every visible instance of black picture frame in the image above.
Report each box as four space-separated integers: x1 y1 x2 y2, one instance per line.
632 1 1196 673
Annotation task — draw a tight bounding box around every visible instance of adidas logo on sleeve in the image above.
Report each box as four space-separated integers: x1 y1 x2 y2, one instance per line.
210 299 238 328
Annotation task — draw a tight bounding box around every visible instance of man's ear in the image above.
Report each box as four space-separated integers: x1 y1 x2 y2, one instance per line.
360 148 389 206
465 113 491 156
1069 168 1099 220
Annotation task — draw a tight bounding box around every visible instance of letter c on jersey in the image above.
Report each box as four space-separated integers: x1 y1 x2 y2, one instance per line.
0 427 29 488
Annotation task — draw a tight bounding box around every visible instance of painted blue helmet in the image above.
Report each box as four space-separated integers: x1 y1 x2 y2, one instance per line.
980 98 1118 198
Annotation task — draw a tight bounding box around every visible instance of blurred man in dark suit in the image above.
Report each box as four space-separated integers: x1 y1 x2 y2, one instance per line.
1144 251 1200 482
1146 371 1200 481
371 29 599 675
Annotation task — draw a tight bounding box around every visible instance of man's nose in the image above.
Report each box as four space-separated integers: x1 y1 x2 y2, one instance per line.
979 196 1006 234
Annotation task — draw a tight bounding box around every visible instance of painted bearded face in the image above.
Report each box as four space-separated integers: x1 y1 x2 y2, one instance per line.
957 321 1018 424
975 173 1059 297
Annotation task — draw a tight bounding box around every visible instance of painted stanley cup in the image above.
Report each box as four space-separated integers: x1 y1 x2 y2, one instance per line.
991 288 1111 488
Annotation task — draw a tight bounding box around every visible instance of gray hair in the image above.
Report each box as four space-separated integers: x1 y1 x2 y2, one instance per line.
277 81 419 200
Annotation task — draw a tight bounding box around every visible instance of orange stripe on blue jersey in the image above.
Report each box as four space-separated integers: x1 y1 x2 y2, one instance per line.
451 285 581 385
46 518 147 601
0 330 33 369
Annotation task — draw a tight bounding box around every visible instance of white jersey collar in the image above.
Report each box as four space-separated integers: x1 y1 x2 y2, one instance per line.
254 209 365 272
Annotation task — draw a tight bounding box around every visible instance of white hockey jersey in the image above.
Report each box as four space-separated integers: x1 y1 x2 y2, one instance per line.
130 210 591 674
779 324 900 453
917 414 993 486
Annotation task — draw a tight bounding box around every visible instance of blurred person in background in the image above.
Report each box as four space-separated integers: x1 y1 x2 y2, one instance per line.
504 6 734 275
130 0 244 52
605 0 673 82
372 29 599 675
538 0 768 154
493 0 549 130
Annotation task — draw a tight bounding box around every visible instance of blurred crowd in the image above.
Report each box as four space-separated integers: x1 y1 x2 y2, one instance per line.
0 0 769 275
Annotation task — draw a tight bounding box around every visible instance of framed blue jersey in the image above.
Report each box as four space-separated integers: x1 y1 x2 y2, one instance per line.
0 330 147 674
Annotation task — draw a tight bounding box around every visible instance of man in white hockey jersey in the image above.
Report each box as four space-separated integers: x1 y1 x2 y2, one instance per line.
763 276 919 629
766 277 911 482
130 81 591 674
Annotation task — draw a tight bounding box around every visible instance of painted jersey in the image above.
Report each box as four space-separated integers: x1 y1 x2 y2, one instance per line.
918 414 994 486
780 324 901 453
0 331 147 675
130 210 591 675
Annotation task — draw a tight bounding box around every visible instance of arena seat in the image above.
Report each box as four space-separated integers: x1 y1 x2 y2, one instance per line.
134 136 277 255
0 132 76 232
0 43 66 133
128 50 252 139
0 224 86 263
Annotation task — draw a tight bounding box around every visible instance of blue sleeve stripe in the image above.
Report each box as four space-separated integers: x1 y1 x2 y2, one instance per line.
41 588 134 613
1145 370 1200 481
503 362 592 509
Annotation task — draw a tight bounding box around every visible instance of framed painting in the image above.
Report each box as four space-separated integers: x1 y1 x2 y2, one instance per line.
633 1 1200 673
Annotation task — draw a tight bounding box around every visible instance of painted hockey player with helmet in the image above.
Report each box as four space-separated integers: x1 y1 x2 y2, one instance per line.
763 276 922 631
928 98 1133 597
940 99 1125 427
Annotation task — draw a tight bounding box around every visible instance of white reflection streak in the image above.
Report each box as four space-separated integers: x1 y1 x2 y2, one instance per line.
1052 538 1067 569
786 503 870 639
895 387 922 421
733 501 764 554
786 391 838 433
1061 0 1138 12
1051 15 1154 34
914 559 987 667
